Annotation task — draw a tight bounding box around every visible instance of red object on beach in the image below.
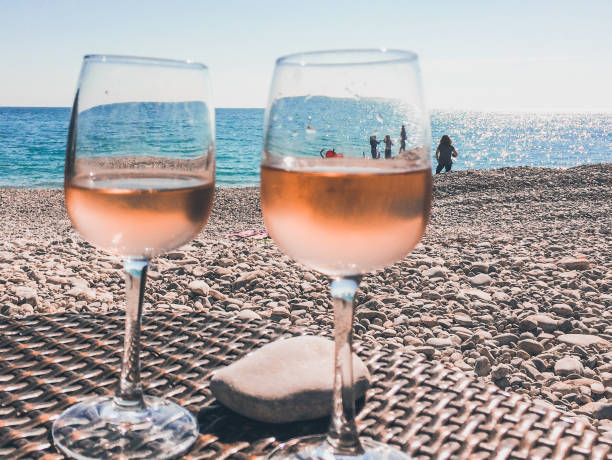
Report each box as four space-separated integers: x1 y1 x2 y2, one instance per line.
319 148 344 158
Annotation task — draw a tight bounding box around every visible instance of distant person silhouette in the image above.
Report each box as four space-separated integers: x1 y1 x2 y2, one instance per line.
435 135 458 174
383 135 393 159
369 135 381 159
400 125 406 152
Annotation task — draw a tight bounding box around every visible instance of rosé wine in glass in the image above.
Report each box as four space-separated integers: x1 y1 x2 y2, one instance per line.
52 55 214 460
261 49 431 460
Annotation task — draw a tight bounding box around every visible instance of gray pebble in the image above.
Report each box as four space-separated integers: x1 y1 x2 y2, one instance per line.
494 333 519 345
555 356 584 376
237 309 261 321
474 356 491 376
13 286 38 306
491 364 512 380
518 339 544 356
559 334 611 349
469 273 492 287
188 280 210 296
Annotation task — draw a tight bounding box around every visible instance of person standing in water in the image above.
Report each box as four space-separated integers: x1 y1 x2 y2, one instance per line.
383 135 393 159
400 125 406 152
435 134 458 174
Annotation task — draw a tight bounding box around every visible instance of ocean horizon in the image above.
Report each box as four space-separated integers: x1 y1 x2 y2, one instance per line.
0 106 610 188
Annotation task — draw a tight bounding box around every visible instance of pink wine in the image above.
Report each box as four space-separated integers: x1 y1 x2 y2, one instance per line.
65 172 214 258
261 161 431 276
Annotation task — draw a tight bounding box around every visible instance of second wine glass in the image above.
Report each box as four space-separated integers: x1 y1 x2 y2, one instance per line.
52 55 215 460
261 49 432 459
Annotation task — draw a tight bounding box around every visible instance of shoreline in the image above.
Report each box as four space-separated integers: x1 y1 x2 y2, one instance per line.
0 164 611 435
2 162 611 192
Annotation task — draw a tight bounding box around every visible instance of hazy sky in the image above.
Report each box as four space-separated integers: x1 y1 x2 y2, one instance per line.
1 0 610 111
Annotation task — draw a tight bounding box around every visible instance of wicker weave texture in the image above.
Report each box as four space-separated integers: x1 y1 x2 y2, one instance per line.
0 311 610 459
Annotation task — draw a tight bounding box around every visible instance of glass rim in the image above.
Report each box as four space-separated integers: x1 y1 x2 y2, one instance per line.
83 54 208 70
275 48 418 67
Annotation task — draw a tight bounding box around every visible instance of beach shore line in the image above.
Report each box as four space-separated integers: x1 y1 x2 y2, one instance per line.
0 164 611 435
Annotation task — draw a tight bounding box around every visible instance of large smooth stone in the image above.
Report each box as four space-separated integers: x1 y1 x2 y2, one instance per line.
525 314 559 333
210 336 371 423
558 334 611 349
469 273 492 287
557 257 591 270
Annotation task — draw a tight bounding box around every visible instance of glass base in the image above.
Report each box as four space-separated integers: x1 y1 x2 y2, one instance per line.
268 435 411 460
52 395 198 460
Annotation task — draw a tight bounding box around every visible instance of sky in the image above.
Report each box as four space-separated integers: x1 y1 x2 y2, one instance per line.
0 0 611 111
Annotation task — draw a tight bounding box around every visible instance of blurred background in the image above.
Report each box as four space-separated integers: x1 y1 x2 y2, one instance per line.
1 0 610 186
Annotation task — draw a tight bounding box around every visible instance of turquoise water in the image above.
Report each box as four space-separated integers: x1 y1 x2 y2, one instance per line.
76 102 213 159
0 106 609 188
431 111 611 170
265 96 429 158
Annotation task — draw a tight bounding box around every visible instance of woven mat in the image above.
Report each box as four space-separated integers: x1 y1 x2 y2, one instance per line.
0 310 611 459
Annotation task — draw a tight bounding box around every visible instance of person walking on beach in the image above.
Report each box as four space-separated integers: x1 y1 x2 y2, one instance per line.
369 135 381 159
399 125 406 152
383 135 393 159
435 134 458 174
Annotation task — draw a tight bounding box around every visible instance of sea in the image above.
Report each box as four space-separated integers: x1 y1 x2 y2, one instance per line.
0 107 609 188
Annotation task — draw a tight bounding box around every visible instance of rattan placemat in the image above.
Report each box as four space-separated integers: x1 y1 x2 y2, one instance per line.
0 310 610 459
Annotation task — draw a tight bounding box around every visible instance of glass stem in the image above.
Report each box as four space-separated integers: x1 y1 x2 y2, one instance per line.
326 275 364 456
115 258 148 409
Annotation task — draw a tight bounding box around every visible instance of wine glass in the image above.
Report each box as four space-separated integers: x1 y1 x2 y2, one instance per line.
261 49 431 459
52 55 215 459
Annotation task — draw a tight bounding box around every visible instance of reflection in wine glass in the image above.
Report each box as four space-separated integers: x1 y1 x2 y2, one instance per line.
52 55 215 459
261 49 431 459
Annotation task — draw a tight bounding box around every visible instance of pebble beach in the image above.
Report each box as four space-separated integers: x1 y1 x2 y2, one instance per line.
1 164 611 435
